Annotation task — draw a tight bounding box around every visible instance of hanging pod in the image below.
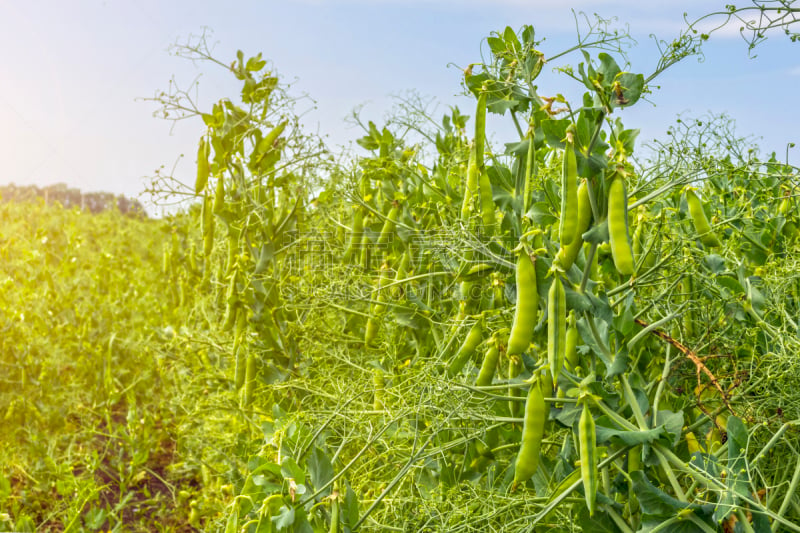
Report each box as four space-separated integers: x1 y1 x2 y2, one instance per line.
507 252 538 356
607 168 635 276
559 127 579 247
547 276 567 385
685 187 722 247
513 375 547 488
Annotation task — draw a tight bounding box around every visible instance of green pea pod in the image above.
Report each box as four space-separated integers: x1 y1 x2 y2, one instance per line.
373 370 385 411
233 311 248 390
365 264 391 346
241 353 257 408
377 204 400 247
364 317 379 347
479 169 495 237
508 252 538 355
490 274 505 310
565 310 580 371
508 355 523 418
559 129 579 247
681 273 695 338
447 321 483 377
685 188 721 247
607 170 635 276
391 251 411 299
476 337 500 386
213 174 225 214
579 401 598 515
202 193 214 257
195 136 210 194
259 119 288 154
343 207 364 262
513 377 547 487
461 144 480 222
474 92 486 169
555 179 592 271
547 277 566 385
188 242 197 273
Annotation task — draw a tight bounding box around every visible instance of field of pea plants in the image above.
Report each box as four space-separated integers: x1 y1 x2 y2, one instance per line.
3 7 800 532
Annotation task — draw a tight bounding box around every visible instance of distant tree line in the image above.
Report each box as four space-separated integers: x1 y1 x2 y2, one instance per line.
0 183 146 216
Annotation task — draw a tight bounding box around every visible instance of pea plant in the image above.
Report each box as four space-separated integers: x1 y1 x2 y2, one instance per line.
151 14 800 533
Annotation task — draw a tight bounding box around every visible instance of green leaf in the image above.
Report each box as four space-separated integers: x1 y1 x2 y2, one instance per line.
576 507 622 533
541 119 571 149
577 316 612 368
487 36 506 55
612 305 635 336
726 416 751 499
654 410 685 448
605 344 629 379
631 471 692 516
596 53 622 83
564 285 592 313
307 446 335 494
84 506 106 530
612 72 644 108
343 484 360 527
639 512 715 533
716 275 744 295
487 97 523 115
582 220 609 245
595 420 665 446
280 457 306 483
502 26 521 51
703 254 726 274
273 505 295 529
527 202 557 226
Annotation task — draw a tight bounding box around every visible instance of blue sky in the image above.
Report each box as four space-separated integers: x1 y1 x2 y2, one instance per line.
1 1 797 213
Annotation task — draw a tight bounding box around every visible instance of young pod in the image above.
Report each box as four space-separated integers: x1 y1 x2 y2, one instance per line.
461 144 480 222
547 277 567 385
373 370 385 411
479 169 495 237
579 401 598 515
607 171 635 276
390 251 411 299
507 252 538 355
447 320 483 377
364 317 379 347
377 204 400 247
685 188 721 247
508 355 523 418
475 337 501 386
565 310 580 372
555 179 592 271
213 174 225 214
195 136 210 194
474 91 486 169
342 207 364 262
559 128 579 247
513 377 547 487
241 353 257 408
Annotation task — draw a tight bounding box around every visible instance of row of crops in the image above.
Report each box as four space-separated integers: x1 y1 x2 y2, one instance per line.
3 18 800 533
